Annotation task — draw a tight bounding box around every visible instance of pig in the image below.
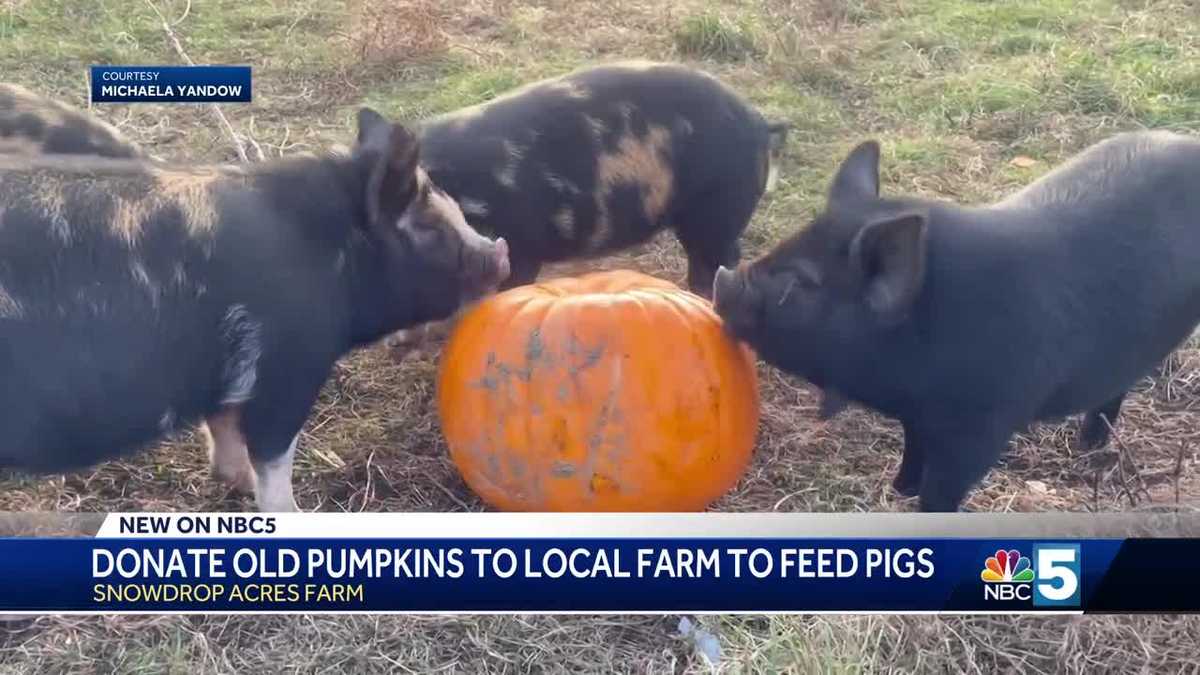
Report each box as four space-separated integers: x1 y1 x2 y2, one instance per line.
0 107 509 511
714 131 1200 512
382 61 787 360
417 61 789 295
1 83 145 159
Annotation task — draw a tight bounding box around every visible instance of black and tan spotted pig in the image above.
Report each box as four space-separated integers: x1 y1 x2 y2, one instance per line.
418 61 789 296
0 83 146 159
0 108 509 511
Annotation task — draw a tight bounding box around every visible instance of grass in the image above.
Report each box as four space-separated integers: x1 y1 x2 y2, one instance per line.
3 0 1200 671
674 12 761 61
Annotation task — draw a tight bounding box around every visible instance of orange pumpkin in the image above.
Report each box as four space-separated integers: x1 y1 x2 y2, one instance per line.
437 270 760 511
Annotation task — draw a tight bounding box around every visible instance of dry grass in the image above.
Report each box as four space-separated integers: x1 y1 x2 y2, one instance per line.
0 615 690 673
343 0 449 66
3 613 1200 673
3 0 1200 671
714 614 1200 672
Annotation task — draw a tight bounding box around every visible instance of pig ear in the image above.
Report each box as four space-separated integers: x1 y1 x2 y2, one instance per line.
849 211 927 323
356 107 390 146
829 140 881 205
361 116 422 229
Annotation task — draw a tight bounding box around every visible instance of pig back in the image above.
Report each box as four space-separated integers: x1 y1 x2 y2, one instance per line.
418 62 773 259
0 158 248 468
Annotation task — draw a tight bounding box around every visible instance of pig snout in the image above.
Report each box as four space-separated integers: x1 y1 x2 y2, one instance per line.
713 265 762 338
461 235 510 299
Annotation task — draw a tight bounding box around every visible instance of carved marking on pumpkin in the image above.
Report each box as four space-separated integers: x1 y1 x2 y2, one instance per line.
525 328 551 368
586 389 618 457
474 352 501 391
564 334 605 377
475 333 604 394
506 455 527 478
551 418 569 453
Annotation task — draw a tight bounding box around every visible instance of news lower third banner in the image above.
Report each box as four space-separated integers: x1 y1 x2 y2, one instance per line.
0 513 1197 614
90 65 252 103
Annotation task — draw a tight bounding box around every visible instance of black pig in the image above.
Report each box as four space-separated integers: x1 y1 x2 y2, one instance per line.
0 108 509 511
1 83 145 159
418 61 788 295
714 131 1200 511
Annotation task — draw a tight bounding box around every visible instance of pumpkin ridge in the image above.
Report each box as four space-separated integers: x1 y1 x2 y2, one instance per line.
485 296 533 506
698 304 745 485
620 290 660 501
521 296 561 507
658 291 724 495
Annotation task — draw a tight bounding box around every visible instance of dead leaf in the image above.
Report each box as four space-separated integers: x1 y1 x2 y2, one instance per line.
1010 155 1039 168
1026 480 1050 494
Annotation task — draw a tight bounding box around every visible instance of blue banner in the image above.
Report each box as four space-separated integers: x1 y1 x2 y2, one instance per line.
89 66 252 103
0 537 1168 613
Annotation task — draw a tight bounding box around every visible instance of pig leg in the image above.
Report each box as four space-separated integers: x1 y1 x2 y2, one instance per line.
238 363 329 512
677 226 741 299
202 408 256 495
686 241 739 300
892 421 924 497
241 406 303 512
248 433 300 513
911 417 1013 512
1077 392 1127 450
673 190 757 298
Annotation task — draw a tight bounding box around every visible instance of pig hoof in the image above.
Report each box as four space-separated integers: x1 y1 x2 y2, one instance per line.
891 473 921 497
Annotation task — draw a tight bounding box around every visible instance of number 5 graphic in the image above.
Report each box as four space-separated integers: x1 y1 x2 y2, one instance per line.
1033 544 1081 607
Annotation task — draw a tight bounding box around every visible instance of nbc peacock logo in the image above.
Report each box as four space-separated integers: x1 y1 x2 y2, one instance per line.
981 549 1035 583
981 549 1034 601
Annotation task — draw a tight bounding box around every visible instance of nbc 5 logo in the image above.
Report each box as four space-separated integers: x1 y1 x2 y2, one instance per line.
981 545 1081 607
1031 544 1081 607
